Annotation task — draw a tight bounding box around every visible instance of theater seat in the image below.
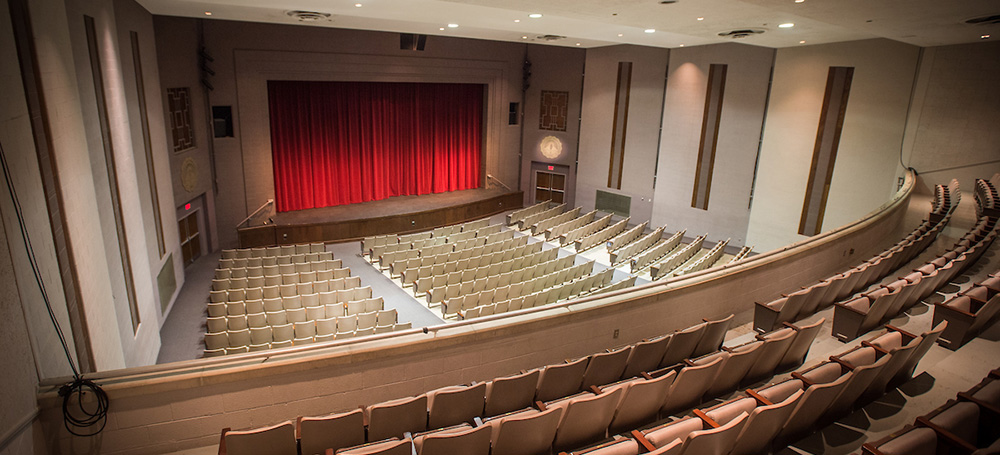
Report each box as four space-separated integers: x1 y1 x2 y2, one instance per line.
550 388 624 452
297 409 365 455
365 394 428 442
219 420 297 455
488 406 564 455
336 438 413 455
608 370 676 434
426 382 486 429
415 423 491 455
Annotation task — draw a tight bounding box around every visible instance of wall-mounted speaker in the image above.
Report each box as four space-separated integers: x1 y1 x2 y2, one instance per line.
400 33 427 51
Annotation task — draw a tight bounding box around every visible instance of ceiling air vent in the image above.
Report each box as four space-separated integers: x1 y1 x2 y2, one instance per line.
536 35 567 41
718 28 765 39
964 14 1000 25
286 10 332 22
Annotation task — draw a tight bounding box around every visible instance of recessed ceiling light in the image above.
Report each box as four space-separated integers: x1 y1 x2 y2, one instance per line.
522 36 528 39
354 3 362 7
697 17 704 21
644 28 656 33
529 13 542 18
618 33 624 37
204 11 212 15
447 23 459 28
799 40 806 44
982 34 991 39
439 27 445 30
576 43 581 46
679 44 685 47
514 19 520 23
795 0 804 3
778 22 794 28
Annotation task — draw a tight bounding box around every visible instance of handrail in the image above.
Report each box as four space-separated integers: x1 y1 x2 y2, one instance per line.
237 199 274 228
486 174 513 192
37 170 916 392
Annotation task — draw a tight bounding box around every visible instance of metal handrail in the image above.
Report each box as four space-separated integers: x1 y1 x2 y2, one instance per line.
237 199 274 228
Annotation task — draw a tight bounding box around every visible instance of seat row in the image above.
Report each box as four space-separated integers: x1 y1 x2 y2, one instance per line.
366 220 497 261
607 222 649 253
543 209 596 240
674 239 730 277
205 316 412 357
560 214 613 247
458 267 616 320
221 243 326 260
861 365 998 455
614 322 945 455
506 199 551 226
934 270 1000 350
208 286 381 317
217 316 743 455
371 224 506 268
401 237 533 285
610 226 667 266
212 267 352 292
214 258 343 280
427 252 573 304
630 230 686 272
755 210 949 333
833 205 997 341
518 203 568 231
210 276 361 304
446 262 599 318
422 248 561 301
218 251 335 271
575 216 630 252
207 306 396 342
649 235 706 279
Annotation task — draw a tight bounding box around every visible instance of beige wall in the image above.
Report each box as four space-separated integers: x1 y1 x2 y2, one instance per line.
520 44 586 207
901 41 1000 191
576 45 670 223
652 43 774 247
747 39 919 252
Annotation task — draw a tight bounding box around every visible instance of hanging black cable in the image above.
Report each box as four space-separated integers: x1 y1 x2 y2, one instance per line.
0 138 109 436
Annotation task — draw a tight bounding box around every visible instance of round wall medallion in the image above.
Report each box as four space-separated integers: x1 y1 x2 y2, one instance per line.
181 157 198 192
540 135 563 160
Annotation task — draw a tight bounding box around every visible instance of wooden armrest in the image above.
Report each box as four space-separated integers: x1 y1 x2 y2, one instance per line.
295 416 303 438
218 428 231 455
861 341 890 355
885 325 917 339
791 372 815 388
360 406 369 426
990 369 1000 379
782 321 799 330
693 409 720 429
640 372 654 380
589 385 603 395
861 442 889 455
745 389 773 406
631 430 657 453
721 345 736 353
829 356 856 371
325 449 334 455
957 392 1000 415
535 401 547 411
915 417 978 452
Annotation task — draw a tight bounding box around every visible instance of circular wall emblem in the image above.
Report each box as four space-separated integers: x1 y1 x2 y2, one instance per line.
540 135 563 160
181 157 198 192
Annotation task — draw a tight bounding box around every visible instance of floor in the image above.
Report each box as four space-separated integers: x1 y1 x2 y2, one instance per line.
159 194 1000 454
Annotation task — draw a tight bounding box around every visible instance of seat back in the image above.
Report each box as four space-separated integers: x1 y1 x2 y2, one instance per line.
778 371 852 441
728 389 804 455
661 357 724 415
366 394 428 442
536 357 588 402
489 406 564 455
298 409 365 455
484 369 540 416
337 438 413 455
582 347 631 388
427 382 486 429
608 370 676 434
777 317 825 372
692 314 734 358
417 423 491 455
622 336 670 378
704 341 763 397
680 411 748 455
660 322 707 367
744 328 796 383
552 388 624 452
222 421 297 455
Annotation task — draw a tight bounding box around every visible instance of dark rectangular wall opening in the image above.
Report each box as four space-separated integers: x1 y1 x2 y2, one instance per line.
691 63 728 210
608 62 633 189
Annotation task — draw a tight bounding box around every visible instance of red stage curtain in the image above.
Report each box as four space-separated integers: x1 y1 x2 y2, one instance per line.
267 81 483 212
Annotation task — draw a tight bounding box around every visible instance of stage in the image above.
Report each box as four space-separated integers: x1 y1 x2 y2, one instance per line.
238 188 524 247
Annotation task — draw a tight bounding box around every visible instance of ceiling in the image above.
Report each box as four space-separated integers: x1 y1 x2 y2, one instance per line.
137 0 999 49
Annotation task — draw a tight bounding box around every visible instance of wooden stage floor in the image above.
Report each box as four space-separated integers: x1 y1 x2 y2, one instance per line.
238 188 524 247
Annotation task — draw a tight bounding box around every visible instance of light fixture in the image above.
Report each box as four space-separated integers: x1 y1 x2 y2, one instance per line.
982 34 991 40
778 22 794 28
354 3 362 7
439 27 445 30
529 13 542 18
795 0 804 3
618 33 623 37
514 19 520 23
679 44 685 47
576 42 581 46
799 40 806 44
644 28 656 33
522 35 528 39
447 23 459 28
697 17 704 21
204 11 212 15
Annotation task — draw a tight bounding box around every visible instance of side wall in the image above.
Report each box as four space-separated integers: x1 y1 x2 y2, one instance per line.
651 43 774 246
747 38 920 252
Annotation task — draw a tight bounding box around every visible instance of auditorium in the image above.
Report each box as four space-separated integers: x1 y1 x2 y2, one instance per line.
1 0 999 454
